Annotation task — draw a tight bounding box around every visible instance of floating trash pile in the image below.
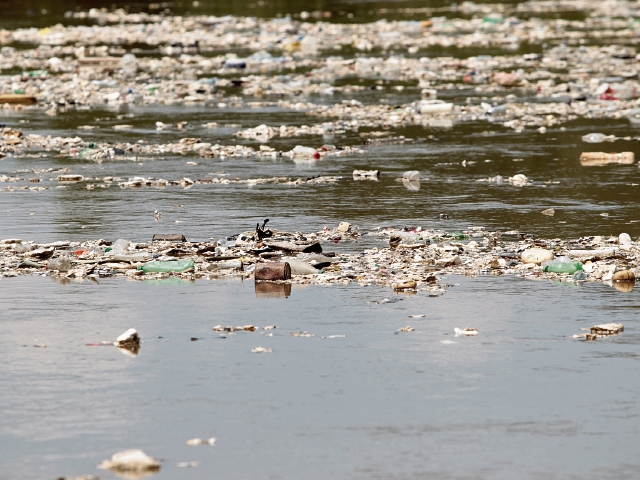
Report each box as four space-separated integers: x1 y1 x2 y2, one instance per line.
1 224 637 295
0 127 364 166
5 4 640 135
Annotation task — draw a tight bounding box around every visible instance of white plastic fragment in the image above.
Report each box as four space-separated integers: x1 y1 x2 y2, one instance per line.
57 174 84 182
454 328 478 336
187 437 216 446
573 323 624 340
619 233 632 244
114 328 140 347
98 449 160 473
521 248 554 265
251 346 272 353
290 331 313 337
566 248 618 260
509 174 530 187
335 222 351 233
352 170 380 179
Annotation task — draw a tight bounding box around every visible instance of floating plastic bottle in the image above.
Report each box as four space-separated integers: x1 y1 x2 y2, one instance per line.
581 133 615 143
137 260 195 273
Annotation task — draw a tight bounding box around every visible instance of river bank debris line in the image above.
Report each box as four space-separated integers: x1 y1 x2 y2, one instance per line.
1 226 637 295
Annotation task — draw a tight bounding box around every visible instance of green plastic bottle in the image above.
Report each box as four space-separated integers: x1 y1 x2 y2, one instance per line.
543 261 583 274
442 232 469 240
137 260 195 273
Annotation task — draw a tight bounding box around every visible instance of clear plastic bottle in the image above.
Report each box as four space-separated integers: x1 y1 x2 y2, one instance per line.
300 35 318 56
120 53 137 76
137 260 195 273
111 239 130 255
48 257 72 272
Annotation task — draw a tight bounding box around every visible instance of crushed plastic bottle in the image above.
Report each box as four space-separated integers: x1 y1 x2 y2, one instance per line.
120 53 137 76
300 35 318 56
402 171 420 181
137 259 195 273
111 239 130 255
573 270 588 281
48 256 72 272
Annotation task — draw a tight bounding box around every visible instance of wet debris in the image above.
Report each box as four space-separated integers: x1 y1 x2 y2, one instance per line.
86 328 140 355
152 234 186 242
376 297 403 304
454 328 479 336
397 326 415 332
186 437 216 446
213 325 261 332
580 152 634 167
290 331 313 337
393 280 417 291
115 328 140 348
176 462 199 468
98 450 160 474
56 476 99 480
612 270 636 282
255 262 291 281
0 223 639 296
251 346 273 353
353 170 380 180
573 323 624 341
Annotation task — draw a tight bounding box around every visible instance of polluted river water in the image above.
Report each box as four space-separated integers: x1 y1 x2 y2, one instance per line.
2 0 640 478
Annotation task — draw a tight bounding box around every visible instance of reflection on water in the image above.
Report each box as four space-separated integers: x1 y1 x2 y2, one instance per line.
255 281 292 298
144 277 195 286
612 280 635 293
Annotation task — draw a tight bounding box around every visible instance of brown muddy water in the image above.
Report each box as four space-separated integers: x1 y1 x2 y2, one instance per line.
1 0 640 478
